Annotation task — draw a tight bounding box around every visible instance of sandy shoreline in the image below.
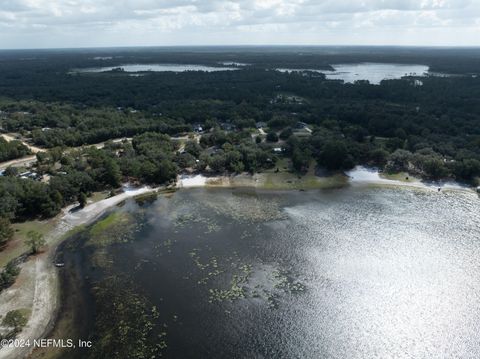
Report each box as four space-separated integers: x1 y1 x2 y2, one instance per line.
0 185 158 359
177 167 475 193
346 166 473 192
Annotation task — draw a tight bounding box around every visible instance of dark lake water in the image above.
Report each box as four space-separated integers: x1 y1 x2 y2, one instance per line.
74 64 240 73
62 186 480 358
277 63 430 84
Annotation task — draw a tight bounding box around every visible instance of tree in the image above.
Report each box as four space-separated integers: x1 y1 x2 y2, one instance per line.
279 127 293 140
3 310 28 333
317 141 353 170
3 166 18 177
421 157 447 179
184 141 202 157
25 230 46 254
104 158 121 187
386 149 412 172
0 261 20 290
452 158 480 181
78 192 87 208
266 132 279 142
369 148 389 166
209 153 227 173
292 148 310 173
0 217 14 249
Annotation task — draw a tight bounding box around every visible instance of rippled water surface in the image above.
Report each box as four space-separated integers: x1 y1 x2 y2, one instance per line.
72 186 480 358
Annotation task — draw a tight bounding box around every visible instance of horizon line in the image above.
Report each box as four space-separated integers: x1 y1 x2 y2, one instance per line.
1 44 480 51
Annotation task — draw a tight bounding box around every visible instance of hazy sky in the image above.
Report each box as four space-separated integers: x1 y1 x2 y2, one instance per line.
0 0 479 49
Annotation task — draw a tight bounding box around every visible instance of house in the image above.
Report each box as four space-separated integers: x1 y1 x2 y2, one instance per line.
220 122 236 131
256 122 267 129
193 124 204 133
19 171 38 180
273 147 284 153
295 121 308 129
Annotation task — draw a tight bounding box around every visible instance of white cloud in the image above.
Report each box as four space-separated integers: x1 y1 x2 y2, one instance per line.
0 0 478 47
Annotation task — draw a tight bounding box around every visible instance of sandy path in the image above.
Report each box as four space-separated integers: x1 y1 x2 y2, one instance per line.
0 185 157 359
0 133 43 171
0 136 135 171
0 134 45 154
0 156 37 171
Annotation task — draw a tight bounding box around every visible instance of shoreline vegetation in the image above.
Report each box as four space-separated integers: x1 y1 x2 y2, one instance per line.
0 166 477 358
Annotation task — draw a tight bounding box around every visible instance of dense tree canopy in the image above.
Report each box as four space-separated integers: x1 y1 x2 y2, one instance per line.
0 48 480 227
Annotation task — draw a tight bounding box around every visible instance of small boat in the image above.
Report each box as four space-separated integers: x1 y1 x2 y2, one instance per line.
54 262 65 268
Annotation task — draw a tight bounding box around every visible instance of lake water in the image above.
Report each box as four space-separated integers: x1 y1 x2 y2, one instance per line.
277 63 430 84
75 64 240 73
59 186 480 358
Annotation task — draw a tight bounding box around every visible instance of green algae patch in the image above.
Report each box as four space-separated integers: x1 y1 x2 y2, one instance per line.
134 191 159 206
88 212 135 247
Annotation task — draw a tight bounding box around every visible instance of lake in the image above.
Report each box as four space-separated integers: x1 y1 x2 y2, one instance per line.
57 186 480 358
277 63 430 84
74 64 240 73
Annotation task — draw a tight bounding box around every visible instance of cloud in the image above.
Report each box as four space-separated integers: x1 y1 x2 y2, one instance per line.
0 0 478 48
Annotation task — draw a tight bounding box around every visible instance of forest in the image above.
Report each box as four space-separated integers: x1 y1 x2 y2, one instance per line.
1 46 480 252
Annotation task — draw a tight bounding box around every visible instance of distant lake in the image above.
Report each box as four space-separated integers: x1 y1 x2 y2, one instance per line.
277 63 430 84
74 63 240 73
58 186 480 358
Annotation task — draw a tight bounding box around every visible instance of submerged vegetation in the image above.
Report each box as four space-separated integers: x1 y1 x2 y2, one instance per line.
88 212 135 246
90 277 164 359
189 242 306 307
75 210 168 359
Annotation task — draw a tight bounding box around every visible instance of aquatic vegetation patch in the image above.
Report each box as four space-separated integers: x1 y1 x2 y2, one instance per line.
208 265 252 303
189 249 306 308
173 211 221 234
200 193 286 222
90 275 167 359
272 270 306 293
88 212 137 247
133 192 159 206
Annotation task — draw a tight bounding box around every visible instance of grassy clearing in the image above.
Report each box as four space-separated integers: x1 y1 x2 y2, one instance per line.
0 219 57 268
260 159 348 190
380 171 420 182
204 158 348 190
88 190 110 203
0 186 142 269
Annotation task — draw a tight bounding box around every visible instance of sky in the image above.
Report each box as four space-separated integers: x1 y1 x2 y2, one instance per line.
0 0 479 49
